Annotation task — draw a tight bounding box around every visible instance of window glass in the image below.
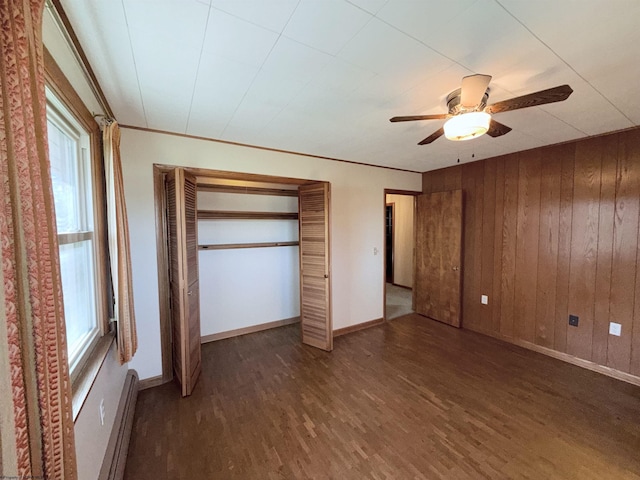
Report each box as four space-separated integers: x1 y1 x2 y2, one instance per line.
47 120 83 233
59 240 97 366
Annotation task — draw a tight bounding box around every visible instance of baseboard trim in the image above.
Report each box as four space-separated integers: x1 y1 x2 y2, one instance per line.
334 318 384 337
502 336 640 387
201 316 300 344
98 369 139 480
390 283 412 290
469 325 640 388
138 375 165 391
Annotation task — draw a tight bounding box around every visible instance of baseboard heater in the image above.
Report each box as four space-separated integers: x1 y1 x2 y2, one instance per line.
99 369 139 480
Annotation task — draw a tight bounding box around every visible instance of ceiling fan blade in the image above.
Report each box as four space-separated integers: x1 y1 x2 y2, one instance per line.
418 127 444 145
390 114 448 122
461 74 492 108
486 119 512 137
486 84 573 114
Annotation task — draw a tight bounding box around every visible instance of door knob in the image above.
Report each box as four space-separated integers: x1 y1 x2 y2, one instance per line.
452 266 459 271
187 291 192 296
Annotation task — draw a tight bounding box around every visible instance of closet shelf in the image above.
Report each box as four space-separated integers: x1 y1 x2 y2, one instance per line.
198 210 298 220
197 184 298 197
199 241 299 251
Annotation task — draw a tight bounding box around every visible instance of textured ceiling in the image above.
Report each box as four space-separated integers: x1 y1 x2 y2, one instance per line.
59 0 640 172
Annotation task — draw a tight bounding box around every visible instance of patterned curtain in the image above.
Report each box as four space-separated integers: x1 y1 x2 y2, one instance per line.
0 0 77 478
104 121 138 363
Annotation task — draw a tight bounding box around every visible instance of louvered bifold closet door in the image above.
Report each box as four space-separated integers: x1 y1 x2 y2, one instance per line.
298 182 332 351
166 168 202 397
183 170 201 394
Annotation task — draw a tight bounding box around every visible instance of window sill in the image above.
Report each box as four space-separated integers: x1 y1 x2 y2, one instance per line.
71 331 116 421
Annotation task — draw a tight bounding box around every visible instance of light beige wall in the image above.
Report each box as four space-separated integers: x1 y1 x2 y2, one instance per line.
386 194 414 288
120 128 422 380
74 343 128 480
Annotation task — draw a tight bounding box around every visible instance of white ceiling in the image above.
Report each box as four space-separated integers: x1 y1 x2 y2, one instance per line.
60 0 640 172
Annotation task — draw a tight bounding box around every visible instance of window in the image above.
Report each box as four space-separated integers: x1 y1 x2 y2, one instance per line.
46 88 101 375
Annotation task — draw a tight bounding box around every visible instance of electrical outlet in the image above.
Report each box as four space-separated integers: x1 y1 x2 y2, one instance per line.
569 315 579 327
609 322 622 336
99 399 105 426
481 295 488 305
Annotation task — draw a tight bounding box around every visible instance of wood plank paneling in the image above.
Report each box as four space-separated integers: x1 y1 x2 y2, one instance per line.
480 159 496 333
422 128 640 384
472 162 485 330
423 165 461 194
461 163 480 330
514 151 541 343
567 139 601 361
491 157 505 334
500 157 519 338
443 166 462 192
593 136 617 366
609 130 640 372
554 144 576 354
534 152 561 349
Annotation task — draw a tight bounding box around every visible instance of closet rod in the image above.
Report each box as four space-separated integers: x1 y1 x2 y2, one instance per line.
199 241 299 251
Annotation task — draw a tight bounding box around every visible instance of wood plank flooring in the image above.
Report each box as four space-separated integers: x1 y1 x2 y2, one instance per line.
125 314 640 479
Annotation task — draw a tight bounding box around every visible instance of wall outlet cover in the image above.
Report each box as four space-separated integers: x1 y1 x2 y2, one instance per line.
481 295 488 305
609 322 622 336
569 315 579 327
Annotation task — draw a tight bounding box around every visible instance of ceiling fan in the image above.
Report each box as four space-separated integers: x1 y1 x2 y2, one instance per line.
390 74 573 145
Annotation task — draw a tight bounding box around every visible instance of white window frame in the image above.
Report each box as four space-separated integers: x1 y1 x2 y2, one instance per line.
46 86 101 378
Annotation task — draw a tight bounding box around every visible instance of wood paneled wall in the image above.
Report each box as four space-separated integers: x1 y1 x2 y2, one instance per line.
422 128 640 379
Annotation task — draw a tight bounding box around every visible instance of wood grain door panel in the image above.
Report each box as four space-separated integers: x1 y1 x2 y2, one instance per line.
166 168 201 396
299 183 332 351
415 190 463 327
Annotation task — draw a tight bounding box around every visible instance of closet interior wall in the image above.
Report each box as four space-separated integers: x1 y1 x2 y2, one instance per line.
197 183 301 340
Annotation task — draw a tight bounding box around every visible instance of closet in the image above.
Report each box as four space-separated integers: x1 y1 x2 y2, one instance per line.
197 178 302 343
157 166 332 396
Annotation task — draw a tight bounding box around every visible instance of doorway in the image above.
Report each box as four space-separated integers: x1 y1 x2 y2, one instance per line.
154 165 333 390
385 204 394 283
383 190 419 320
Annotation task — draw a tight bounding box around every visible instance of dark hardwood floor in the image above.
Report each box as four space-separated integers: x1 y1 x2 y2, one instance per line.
125 314 640 479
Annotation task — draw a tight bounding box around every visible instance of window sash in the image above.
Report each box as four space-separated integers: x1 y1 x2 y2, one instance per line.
47 87 102 376
58 231 93 245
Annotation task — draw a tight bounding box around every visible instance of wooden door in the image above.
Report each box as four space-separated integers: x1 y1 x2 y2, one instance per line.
298 183 332 351
385 204 394 283
414 190 463 327
166 168 201 396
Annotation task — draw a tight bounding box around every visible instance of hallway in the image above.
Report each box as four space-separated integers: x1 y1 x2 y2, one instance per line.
385 283 413 320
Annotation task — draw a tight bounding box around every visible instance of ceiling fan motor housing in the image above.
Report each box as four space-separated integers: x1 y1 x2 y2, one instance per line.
447 88 490 114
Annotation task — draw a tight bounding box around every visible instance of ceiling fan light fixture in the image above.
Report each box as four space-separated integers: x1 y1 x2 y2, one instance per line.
443 111 491 141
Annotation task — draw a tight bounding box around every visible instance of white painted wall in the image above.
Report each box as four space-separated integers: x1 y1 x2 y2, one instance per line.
74 342 128 480
198 191 300 335
386 194 415 288
120 128 422 380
